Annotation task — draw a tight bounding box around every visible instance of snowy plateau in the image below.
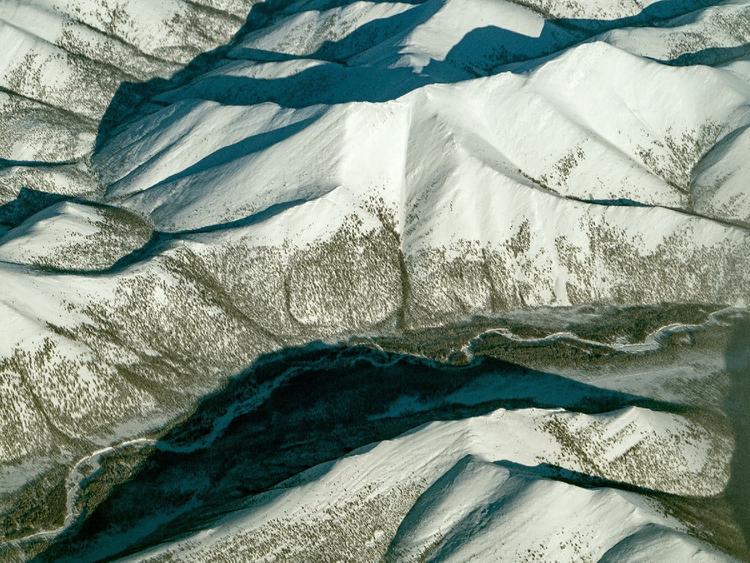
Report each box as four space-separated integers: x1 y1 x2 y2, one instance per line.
0 0 749 560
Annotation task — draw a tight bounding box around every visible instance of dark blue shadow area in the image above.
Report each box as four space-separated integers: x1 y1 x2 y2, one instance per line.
144 0 725 110
574 197 651 207
95 0 725 141
386 455 743 560
131 115 323 191
92 0 297 150
0 187 128 231
724 317 750 554
665 41 750 67
1 0 732 247
11 197 310 276
0 159 78 168
0 189 313 275
34 342 683 561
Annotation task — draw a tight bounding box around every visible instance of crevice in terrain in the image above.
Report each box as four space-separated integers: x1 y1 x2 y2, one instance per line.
24 342 685 559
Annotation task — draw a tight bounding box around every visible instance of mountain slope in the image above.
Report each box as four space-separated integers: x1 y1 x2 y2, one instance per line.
0 0 254 213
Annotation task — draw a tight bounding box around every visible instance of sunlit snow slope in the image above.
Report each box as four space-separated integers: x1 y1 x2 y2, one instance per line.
0 0 749 560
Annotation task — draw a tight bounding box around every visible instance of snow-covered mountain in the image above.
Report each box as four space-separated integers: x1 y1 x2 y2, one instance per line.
0 0 255 211
0 0 749 560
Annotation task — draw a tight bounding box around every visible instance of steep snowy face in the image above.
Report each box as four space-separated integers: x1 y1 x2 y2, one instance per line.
1 0 749 559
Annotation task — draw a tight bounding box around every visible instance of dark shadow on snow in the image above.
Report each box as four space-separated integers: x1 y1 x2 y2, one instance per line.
723 316 750 553
3 196 313 276
89 0 728 143
665 41 750 67
0 0 736 255
34 342 685 561
385 456 706 559
0 187 131 231
0 188 74 229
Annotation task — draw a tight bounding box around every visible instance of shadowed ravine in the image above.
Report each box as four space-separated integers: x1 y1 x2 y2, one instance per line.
29 344 683 561
94 0 730 147
725 318 750 551
0 305 743 560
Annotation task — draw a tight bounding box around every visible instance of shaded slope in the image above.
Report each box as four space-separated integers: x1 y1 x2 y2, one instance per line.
23 344 702 560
